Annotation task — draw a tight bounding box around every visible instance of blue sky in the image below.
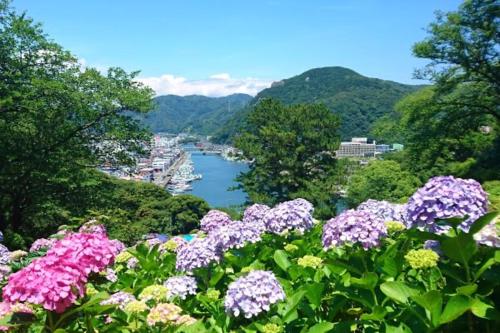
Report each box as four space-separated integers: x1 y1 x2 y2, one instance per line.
13 0 462 96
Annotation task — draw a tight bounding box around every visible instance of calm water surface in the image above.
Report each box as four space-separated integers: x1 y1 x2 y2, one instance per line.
188 148 248 207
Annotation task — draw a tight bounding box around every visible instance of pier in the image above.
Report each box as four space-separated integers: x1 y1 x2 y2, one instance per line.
153 151 187 187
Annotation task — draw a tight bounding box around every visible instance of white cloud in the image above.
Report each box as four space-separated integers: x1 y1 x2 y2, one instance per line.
137 73 273 97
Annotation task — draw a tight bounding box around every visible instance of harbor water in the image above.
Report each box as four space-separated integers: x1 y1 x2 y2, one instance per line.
187 148 249 208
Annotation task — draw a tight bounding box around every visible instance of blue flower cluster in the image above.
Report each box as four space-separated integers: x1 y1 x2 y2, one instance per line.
200 210 233 233
322 209 387 250
357 199 406 223
164 275 197 300
263 198 314 234
175 237 222 272
224 270 285 318
405 176 488 233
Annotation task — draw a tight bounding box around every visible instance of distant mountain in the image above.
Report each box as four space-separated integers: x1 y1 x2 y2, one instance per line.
136 93 252 135
212 67 423 142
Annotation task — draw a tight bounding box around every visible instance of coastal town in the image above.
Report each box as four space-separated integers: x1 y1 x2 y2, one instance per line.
99 134 244 195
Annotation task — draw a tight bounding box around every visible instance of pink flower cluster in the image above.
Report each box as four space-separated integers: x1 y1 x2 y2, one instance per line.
2 232 118 313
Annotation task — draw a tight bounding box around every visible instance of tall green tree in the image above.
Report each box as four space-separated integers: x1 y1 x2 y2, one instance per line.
401 0 499 180
235 98 340 217
0 1 154 242
347 160 421 207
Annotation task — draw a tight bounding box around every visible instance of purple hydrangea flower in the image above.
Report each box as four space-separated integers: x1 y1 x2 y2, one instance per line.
127 257 139 270
0 264 11 281
357 199 406 223
423 240 443 255
104 268 118 282
0 244 10 265
263 199 314 234
322 209 387 250
224 270 285 318
79 220 107 234
100 291 136 310
405 176 488 233
473 222 500 248
29 238 57 253
110 239 126 254
164 276 197 300
243 204 271 225
207 221 264 252
175 237 222 272
200 210 233 233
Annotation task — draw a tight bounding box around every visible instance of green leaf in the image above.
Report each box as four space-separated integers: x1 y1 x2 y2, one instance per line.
380 281 418 304
470 298 500 320
307 322 334 333
351 272 378 290
281 289 306 323
456 284 477 296
273 250 291 272
439 295 472 324
385 323 413 333
441 232 477 265
412 290 442 327
304 282 325 308
209 267 225 287
468 212 498 235
360 305 387 321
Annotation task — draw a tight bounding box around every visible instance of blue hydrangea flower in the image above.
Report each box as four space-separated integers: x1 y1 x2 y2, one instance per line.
164 276 197 300
263 199 314 234
322 209 387 250
224 270 285 318
357 199 406 223
0 231 3 243
243 204 270 223
100 291 137 310
405 176 488 233
473 221 500 248
0 244 10 265
207 221 264 252
175 237 222 272
200 210 233 233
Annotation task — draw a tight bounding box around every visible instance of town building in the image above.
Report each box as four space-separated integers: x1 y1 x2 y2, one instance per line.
336 138 376 158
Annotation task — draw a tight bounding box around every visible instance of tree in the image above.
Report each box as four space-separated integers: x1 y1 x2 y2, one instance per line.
347 160 421 207
235 98 340 217
162 195 210 235
402 0 500 180
0 1 154 243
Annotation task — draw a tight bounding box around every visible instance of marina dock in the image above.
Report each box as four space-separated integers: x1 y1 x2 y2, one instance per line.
153 151 187 187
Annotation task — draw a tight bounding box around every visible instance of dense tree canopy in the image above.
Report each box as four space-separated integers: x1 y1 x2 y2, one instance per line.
235 98 341 217
0 1 156 244
347 160 421 207
399 0 500 180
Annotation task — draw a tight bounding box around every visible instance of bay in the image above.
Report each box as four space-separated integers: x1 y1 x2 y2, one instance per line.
188 148 249 208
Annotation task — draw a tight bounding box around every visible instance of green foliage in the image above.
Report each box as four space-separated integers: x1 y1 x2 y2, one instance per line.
7 210 500 332
398 0 500 181
134 93 252 135
235 98 341 217
347 160 421 207
213 66 422 143
483 181 500 212
0 1 155 244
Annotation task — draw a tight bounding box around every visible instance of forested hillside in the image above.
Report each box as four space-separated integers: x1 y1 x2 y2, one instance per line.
135 93 252 135
213 67 422 142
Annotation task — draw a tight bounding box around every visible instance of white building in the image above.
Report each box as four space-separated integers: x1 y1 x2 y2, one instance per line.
336 138 376 158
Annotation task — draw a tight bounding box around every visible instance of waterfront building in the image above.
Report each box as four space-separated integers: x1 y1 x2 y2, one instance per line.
336 137 376 158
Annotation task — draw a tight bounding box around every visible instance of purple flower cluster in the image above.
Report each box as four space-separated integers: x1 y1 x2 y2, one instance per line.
322 209 387 250
242 204 270 225
224 270 285 318
200 210 233 233
473 222 500 248
79 220 107 234
164 276 197 300
207 221 264 252
0 245 9 265
100 291 136 310
175 237 222 272
405 176 488 233
263 198 314 234
357 199 406 223
29 238 57 253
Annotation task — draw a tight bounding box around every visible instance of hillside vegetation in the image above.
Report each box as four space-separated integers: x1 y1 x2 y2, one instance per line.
213 67 422 142
135 93 252 135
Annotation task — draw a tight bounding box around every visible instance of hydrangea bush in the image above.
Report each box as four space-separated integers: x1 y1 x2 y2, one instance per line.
0 178 498 333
